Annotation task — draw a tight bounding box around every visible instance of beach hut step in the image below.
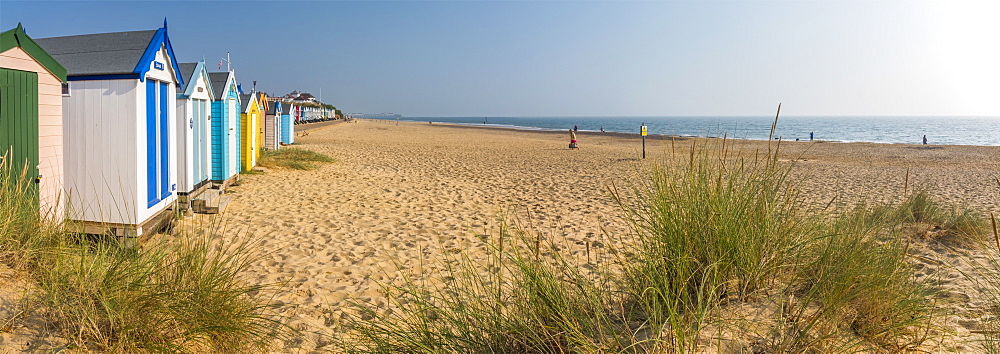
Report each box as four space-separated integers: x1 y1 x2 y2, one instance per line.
192 188 224 214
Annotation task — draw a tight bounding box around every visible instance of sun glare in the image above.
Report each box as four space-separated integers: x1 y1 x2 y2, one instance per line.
929 0 1000 116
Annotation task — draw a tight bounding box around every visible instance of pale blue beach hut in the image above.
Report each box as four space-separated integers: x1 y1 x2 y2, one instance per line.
35 21 184 236
281 102 295 144
176 61 214 207
208 71 240 187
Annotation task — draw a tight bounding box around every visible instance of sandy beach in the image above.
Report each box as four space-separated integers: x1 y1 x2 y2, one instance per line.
190 119 1000 351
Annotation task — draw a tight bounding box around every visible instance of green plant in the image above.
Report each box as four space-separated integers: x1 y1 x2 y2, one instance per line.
257 148 334 170
338 214 638 353
0 166 287 352
612 137 809 351
769 205 937 352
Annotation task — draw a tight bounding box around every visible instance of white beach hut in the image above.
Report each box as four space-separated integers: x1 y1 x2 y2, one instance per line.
175 61 214 209
36 21 184 237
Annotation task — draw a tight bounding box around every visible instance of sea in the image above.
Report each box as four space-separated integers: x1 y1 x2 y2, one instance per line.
396 116 1000 146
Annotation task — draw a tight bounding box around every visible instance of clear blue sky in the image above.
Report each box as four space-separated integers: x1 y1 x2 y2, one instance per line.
2 1 997 117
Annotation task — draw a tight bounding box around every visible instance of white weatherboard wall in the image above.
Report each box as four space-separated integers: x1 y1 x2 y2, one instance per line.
64 46 178 227
63 79 138 224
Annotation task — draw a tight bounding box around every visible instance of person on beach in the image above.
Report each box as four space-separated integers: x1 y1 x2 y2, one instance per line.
574 125 578 132
569 129 579 149
810 132 814 141
923 135 927 145
600 126 605 132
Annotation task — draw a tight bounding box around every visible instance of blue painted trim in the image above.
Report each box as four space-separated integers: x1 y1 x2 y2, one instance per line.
159 81 170 201
133 26 184 87
146 80 158 207
67 74 139 81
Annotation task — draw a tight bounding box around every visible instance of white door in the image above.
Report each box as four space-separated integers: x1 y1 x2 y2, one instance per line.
227 98 237 175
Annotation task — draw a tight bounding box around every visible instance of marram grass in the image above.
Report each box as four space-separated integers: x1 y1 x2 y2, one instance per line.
258 147 334 170
337 137 960 353
0 166 287 352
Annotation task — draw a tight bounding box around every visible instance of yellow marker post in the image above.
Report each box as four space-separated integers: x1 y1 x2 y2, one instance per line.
641 124 647 159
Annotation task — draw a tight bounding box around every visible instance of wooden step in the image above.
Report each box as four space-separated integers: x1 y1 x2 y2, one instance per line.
192 188 224 214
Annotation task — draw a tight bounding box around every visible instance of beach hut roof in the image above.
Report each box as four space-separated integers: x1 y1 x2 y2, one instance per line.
208 71 235 100
239 93 252 108
35 23 183 86
178 62 197 82
177 61 215 99
266 100 282 115
0 23 67 81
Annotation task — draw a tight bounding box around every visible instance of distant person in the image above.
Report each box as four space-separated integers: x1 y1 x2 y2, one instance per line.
600 126 605 132
569 129 578 149
810 132 814 141
573 125 578 132
923 135 927 145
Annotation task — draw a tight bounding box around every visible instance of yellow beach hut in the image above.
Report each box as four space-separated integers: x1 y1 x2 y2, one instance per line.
238 92 261 171
0 24 67 219
256 92 267 155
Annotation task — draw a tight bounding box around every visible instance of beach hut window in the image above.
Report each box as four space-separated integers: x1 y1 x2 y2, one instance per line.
61 82 69 96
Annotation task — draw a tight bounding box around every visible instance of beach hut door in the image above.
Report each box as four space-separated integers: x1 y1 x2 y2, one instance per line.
0 68 40 207
227 99 237 175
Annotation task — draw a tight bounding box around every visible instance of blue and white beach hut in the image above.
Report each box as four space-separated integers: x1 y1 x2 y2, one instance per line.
176 61 214 207
36 21 183 237
208 71 240 187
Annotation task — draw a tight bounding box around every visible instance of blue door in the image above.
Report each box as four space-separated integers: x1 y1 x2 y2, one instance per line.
146 80 158 207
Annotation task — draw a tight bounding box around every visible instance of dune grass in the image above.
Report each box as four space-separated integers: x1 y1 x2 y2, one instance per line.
257 148 334 170
338 215 635 353
337 136 953 352
612 140 810 351
0 167 285 352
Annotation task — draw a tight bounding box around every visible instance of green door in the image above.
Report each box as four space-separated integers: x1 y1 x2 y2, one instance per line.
0 68 40 206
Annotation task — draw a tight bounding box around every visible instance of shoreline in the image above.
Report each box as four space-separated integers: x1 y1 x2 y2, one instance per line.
367 118 980 147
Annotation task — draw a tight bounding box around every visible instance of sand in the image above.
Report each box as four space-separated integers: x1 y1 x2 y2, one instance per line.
191 119 1000 351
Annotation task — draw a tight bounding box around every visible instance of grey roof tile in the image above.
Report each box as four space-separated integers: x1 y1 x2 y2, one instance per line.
35 30 157 76
178 62 198 83
208 72 231 100
239 93 252 108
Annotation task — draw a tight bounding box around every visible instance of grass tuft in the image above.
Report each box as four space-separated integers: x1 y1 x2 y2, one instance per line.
0 166 286 352
337 213 640 353
257 148 334 170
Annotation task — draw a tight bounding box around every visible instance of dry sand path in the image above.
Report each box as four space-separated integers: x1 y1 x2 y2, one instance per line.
200 119 1000 351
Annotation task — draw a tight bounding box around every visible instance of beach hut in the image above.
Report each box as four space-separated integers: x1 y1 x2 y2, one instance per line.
175 61 214 208
238 92 261 171
264 100 282 150
208 71 240 187
280 102 295 144
255 92 267 154
35 21 183 236
0 24 67 219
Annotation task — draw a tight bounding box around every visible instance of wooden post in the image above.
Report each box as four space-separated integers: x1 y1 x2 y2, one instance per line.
641 123 647 159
